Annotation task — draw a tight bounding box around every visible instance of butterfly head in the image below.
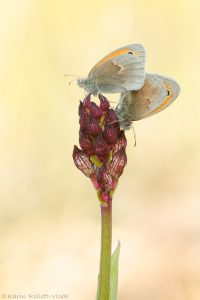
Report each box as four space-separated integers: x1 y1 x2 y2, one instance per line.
115 104 132 131
77 78 99 95
77 77 87 89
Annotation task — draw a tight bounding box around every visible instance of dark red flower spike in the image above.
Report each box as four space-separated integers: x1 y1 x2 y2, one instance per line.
73 94 127 206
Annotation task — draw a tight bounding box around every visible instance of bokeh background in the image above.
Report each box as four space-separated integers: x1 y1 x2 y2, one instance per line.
1 0 200 299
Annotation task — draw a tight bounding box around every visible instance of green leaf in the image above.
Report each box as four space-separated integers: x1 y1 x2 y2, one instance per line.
109 241 121 300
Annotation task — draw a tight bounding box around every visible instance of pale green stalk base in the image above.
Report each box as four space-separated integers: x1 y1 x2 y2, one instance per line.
97 199 112 300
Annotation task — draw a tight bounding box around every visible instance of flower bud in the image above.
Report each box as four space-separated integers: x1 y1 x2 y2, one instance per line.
113 131 127 154
96 167 112 191
79 114 89 131
87 117 102 135
105 109 119 125
109 150 127 179
90 102 102 119
73 146 94 178
83 93 91 109
79 132 94 153
103 124 118 145
94 135 108 157
99 94 110 111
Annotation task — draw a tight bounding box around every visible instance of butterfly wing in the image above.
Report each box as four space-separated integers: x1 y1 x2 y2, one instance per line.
88 44 146 93
117 74 180 127
149 75 180 116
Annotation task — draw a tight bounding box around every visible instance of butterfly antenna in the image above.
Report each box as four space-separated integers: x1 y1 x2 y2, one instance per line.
68 78 78 85
63 74 80 85
63 74 79 78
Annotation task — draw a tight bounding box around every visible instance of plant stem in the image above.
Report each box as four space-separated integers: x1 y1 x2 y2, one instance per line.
97 198 112 300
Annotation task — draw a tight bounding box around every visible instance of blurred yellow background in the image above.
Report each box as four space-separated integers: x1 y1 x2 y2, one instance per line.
1 0 200 299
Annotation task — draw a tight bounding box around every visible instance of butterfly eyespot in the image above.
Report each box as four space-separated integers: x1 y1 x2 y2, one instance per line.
166 89 171 96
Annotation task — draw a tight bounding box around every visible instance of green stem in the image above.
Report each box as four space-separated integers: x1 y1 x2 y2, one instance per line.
97 198 112 300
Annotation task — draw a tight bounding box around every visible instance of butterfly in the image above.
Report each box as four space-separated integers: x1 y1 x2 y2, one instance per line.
77 44 146 95
116 73 180 130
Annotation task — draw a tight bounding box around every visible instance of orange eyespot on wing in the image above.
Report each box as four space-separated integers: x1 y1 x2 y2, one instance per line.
150 88 172 114
149 78 180 115
88 44 145 75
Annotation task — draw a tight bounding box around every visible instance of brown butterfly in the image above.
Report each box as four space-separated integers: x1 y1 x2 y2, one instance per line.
116 73 180 130
77 44 146 95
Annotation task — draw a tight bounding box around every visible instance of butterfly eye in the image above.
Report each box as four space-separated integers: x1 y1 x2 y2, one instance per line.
127 51 134 55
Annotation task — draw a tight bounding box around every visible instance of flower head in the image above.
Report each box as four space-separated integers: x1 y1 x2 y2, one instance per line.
73 94 127 206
